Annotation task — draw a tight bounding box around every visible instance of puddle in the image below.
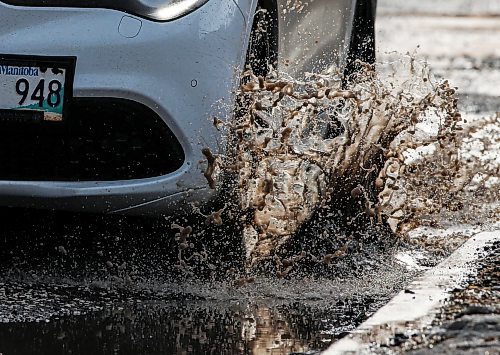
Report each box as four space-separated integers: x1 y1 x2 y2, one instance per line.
0 299 381 354
0 268 410 354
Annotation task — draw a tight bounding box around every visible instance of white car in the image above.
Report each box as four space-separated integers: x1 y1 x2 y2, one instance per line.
0 0 376 215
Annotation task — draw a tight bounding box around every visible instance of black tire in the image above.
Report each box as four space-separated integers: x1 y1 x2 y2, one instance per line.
245 1 278 77
344 0 377 80
235 1 378 270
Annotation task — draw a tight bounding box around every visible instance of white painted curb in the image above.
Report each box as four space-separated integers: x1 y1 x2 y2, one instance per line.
324 230 499 355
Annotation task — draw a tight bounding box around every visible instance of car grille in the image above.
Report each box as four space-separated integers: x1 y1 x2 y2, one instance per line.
0 98 185 181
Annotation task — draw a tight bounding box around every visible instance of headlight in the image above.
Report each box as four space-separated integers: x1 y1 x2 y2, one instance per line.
1 0 209 22
127 0 210 21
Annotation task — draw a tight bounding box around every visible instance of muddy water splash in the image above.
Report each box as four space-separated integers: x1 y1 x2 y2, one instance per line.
182 53 500 278
212 56 480 269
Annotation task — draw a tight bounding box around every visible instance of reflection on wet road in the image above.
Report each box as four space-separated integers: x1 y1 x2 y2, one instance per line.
0 297 382 354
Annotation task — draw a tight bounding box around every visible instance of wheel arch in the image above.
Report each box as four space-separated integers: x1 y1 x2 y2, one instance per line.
244 0 375 78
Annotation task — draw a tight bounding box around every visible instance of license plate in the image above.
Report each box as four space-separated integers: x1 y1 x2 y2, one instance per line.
0 55 75 122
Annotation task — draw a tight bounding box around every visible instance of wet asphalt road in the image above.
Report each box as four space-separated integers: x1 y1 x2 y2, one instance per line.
0 208 411 354
0 297 378 354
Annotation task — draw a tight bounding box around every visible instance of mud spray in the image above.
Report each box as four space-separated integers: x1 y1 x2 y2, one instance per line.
171 54 499 280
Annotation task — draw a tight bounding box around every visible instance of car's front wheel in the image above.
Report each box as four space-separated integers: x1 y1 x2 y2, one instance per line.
233 0 377 269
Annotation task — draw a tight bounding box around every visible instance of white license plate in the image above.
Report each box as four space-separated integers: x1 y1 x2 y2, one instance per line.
0 55 75 122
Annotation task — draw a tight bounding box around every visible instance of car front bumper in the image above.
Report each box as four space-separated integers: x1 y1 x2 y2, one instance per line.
0 0 249 214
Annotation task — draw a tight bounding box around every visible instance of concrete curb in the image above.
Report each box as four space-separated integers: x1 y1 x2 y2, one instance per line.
324 230 499 354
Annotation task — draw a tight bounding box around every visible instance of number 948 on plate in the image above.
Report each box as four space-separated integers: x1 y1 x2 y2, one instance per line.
0 55 74 123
